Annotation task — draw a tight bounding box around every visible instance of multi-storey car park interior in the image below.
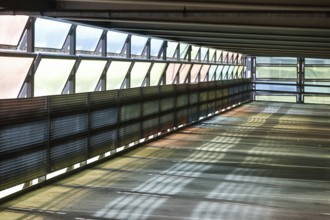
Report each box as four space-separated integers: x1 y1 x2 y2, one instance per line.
0 1 330 219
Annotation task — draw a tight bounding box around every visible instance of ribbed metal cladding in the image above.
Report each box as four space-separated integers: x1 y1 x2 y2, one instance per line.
0 149 46 191
50 138 88 171
189 106 199 122
0 120 47 154
90 107 118 129
118 87 142 103
160 113 175 132
51 113 88 139
0 97 48 191
50 94 88 114
0 97 47 125
160 97 175 112
121 103 141 122
120 123 141 146
176 108 189 126
0 80 252 192
142 100 159 117
199 91 208 102
89 90 118 108
199 103 209 118
90 129 117 157
189 92 198 105
176 94 189 108
142 117 160 137
141 86 160 99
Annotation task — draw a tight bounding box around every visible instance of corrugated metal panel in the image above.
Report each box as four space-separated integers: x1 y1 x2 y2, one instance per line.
160 113 174 131
142 117 159 137
120 123 141 146
176 108 189 126
189 92 198 105
0 80 252 192
0 149 46 191
160 97 174 112
50 138 88 171
216 99 224 110
160 84 175 96
176 94 188 108
199 103 208 118
50 94 88 114
0 97 47 125
90 107 118 129
121 103 141 122
216 88 223 99
189 106 199 122
208 102 216 114
141 86 160 99
176 84 189 93
89 90 118 108
189 83 199 92
51 113 88 139
118 88 141 103
199 91 208 102
208 90 216 101
223 87 229 98
142 100 159 117
90 129 117 157
0 120 47 154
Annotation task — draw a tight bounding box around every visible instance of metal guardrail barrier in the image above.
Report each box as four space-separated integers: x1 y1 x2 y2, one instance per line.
0 79 252 193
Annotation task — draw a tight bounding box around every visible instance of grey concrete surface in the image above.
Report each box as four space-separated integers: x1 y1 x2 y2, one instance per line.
1 101 330 219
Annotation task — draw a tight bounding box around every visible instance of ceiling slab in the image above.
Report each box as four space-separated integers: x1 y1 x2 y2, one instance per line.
1 0 330 58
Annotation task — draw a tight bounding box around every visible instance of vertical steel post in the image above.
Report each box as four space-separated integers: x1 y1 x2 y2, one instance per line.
125 35 131 59
69 25 77 56
297 57 305 103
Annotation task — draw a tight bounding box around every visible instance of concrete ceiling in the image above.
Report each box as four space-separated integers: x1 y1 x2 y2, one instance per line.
1 0 330 58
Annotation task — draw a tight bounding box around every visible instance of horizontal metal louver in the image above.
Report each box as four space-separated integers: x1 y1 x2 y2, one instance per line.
199 91 208 102
142 117 159 137
189 84 199 92
160 113 174 131
216 100 224 110
90 108 118 129
51 113 88 139
189 107 199 123
121 103 141 122
223 88 229 97
176 109 189 126
118 88 141 103
208 102 216 114
160 84 175 96
160 97 174 112
176 94 188 108
120 123 141 146
176 84 189 93
90 129 117 157
0 149 46 191
223 98 229 109
0 80 251 192
50 94 87 114
216 89 223 99
141 86 160 99
0 120 47 154
0 97 47 124
142 100 159 117
199 103 209 118
89 90 118 108
50 138 88 171
189 92 198 104
208 90 216 101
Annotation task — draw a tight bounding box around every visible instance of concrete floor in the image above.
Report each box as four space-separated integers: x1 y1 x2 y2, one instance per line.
1 101 330 220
